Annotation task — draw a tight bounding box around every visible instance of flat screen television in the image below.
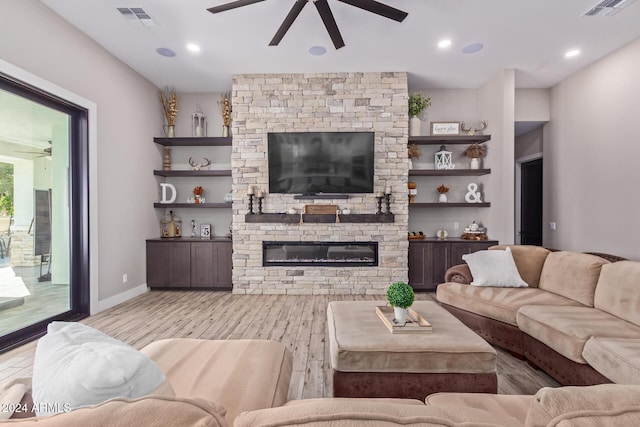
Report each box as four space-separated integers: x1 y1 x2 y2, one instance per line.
268 132 375 194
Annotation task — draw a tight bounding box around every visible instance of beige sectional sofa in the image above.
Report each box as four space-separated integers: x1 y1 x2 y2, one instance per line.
436 245 640 386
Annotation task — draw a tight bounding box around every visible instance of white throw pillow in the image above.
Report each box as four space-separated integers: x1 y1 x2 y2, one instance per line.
32 322 171 416
462 247 528 287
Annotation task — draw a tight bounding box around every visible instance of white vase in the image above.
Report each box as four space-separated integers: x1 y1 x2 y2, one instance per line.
394 307 408 325
438 193 448 203
409 117 421 136
470 158 480 169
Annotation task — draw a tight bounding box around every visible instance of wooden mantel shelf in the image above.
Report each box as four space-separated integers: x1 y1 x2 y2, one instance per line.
245 213 395 224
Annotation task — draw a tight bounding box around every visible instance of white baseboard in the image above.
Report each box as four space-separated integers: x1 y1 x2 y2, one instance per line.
93 284 148 314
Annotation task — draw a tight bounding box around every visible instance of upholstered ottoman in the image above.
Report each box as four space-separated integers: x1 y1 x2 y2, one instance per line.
327 301 497 399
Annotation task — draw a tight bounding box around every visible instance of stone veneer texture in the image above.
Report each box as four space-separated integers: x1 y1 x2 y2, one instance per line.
231 72 409 294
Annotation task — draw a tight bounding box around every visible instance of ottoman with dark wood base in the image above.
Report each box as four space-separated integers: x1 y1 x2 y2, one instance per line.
327 301 497 400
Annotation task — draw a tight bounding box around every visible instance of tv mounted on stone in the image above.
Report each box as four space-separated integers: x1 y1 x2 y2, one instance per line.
267 132 375 195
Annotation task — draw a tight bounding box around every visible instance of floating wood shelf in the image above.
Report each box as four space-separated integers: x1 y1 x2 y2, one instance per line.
408 135 490 145
245 213 395 224
153 136 232 146
409 202 491 208
409 169 491 176
154 203 231 208
153 170 232 177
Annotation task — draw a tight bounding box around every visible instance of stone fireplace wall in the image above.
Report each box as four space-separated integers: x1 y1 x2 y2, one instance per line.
231 72 408 294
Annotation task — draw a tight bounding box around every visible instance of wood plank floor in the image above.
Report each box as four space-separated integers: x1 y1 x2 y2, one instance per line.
0 291 559 399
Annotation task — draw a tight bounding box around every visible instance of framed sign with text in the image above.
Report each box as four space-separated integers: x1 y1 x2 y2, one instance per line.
430 122 460 135
200 224 212 239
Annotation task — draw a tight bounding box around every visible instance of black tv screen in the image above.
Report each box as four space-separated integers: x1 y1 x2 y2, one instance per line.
268 132 375 194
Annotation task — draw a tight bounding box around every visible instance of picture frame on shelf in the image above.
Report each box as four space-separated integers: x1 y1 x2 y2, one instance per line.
430 122 460 135
200 224 212 239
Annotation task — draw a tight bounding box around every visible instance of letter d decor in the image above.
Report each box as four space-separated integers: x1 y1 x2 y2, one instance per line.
160 183 177 204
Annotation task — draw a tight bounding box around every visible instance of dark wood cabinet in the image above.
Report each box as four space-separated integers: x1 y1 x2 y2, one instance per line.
408 238 498 291
146 238 232 289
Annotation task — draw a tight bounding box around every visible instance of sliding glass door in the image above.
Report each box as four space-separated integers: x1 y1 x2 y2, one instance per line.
0 74 89 351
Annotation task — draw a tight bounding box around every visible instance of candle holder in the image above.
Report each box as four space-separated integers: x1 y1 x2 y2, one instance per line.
257 196 264 215
385 193 392 215
376 196 384 215
248 194 254 215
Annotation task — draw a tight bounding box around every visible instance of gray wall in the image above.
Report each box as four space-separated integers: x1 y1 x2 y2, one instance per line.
544 37 640 260
0 0 162 307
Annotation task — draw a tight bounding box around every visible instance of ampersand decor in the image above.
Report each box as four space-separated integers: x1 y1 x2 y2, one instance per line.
465 183 483 203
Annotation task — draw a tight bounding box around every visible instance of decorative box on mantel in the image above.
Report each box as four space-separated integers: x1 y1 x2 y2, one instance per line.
244 213 395 224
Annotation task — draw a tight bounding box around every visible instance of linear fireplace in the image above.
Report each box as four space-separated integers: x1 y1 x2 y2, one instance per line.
263 241 378 267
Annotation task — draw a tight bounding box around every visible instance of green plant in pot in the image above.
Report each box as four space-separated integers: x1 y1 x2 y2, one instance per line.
386 281 415 325
408 93 431 137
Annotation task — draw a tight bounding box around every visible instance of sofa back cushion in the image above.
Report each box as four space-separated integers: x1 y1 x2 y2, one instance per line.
2 396 228 426
525 384 640 427
594 261 640 326
235 398 522 426
489 245 550 288
537 251 609 306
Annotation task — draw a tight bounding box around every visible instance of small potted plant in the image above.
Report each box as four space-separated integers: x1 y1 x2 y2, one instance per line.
437 184 449 203
407 144 422 167
408 93 431 136
386 281 415 325
462 143 487 169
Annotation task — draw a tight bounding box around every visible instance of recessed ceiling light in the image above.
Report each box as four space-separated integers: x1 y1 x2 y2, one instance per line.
186 43 201 53
309 45 327 56
565 49 580 58
438 39 452 49
462 43 484 54
156 47 176 57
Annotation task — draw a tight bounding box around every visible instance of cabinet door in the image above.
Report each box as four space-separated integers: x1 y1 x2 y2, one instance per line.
191 242 215 287
146 241 191 287
147 241 170 287
169 242 192 287
408 242 430 290
430 243 449 289
213 241 233 288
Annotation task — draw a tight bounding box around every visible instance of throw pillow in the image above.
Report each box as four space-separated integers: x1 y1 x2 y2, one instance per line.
462 247 528 287
32 322 173 416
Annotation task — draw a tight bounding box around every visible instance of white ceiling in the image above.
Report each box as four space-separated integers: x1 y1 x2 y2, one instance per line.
40 0 640 92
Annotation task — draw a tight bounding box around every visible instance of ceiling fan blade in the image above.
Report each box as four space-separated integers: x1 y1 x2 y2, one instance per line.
207 0 266 14
269 0 307 46
337 0 408 22
314 0 345 49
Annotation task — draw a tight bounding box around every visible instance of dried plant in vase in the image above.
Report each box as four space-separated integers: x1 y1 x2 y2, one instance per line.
462 143 487 158
408 144 422 159
437 185 449 194
160 86 178 127
218 92 232 136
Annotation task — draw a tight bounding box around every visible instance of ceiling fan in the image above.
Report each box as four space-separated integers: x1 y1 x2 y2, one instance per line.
15 140 52 158
207 0 408 49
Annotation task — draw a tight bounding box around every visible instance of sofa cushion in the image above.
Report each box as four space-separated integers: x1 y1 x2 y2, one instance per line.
583 337 640 385
525 384 640 427
516 305 640 363
462 247 528 288
594 261 640 327
140 339 292 426
0 396 228 426
436 283 581 326
32 322 172 416
234 398 522 426
0 378 28 420
538 251 609 307
425 392 532 424
489 245 551 288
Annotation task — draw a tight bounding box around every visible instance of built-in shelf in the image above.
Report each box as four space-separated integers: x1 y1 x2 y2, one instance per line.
409 202 491 208
154 203 231 208
153 136 232 146
409 169 491 176
408 135 490 145
153 170 232 177
245 213 395 224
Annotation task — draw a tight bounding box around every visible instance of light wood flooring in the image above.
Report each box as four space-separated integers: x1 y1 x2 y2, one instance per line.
0 291 559 399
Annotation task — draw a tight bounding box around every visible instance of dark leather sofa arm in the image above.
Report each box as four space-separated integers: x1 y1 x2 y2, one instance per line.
444 264 473 284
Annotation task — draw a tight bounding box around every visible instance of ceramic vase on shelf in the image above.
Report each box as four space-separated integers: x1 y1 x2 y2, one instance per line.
470 158 480 169
409 116 421 136
438 193 448 203
222 125 229 137
394 307 408 326
163 125 175 138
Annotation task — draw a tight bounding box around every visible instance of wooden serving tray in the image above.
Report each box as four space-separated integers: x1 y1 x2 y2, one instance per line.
376 306 432 334
305 204 338 214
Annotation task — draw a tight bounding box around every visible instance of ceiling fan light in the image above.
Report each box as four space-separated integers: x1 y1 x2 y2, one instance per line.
438 39 452 49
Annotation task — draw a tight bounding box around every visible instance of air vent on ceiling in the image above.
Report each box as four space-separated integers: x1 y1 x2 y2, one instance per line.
117 7 156 26
582 0 636 16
